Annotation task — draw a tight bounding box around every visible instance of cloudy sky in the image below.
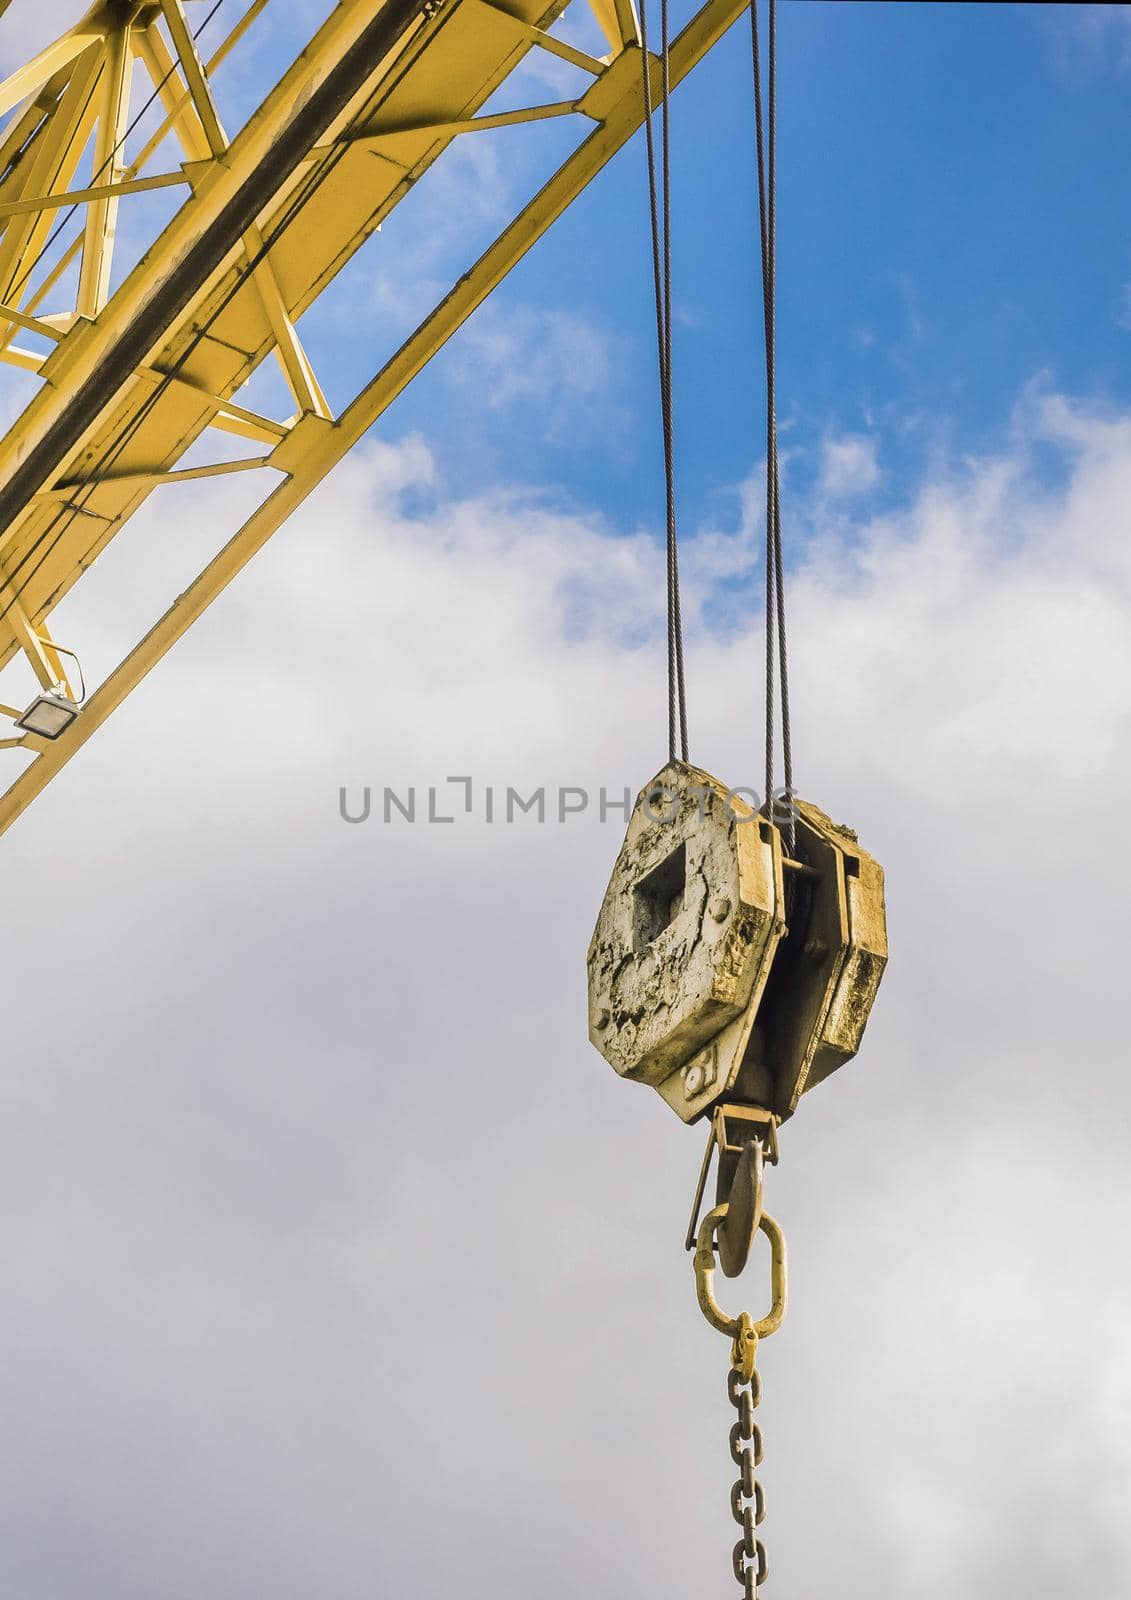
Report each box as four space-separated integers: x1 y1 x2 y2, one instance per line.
2 2 1131 1597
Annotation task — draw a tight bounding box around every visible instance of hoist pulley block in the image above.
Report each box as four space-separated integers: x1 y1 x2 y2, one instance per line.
587 761 887 1124
587 761 784 1122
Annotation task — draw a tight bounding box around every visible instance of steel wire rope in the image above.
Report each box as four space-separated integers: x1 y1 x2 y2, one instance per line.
639 0 688 764
750 0 794 847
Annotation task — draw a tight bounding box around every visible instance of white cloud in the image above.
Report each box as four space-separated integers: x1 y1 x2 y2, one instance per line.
444 304 620 423
818 430 881 497
1040 3 1131 78
1 386 1131 1596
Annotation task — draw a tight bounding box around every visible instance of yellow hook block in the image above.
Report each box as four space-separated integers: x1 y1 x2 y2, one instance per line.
588 762 887 1124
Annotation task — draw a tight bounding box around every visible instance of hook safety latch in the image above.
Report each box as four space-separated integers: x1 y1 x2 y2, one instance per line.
685 1104 778 1276
694 1204 787 1350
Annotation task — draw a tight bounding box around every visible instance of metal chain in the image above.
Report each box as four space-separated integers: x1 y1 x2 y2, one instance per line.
728 1351 768 1597
690 1132 784 1597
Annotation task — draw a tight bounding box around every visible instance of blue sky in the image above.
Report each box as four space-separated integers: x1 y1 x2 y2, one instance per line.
7 1 1128 542
319 1 1131 532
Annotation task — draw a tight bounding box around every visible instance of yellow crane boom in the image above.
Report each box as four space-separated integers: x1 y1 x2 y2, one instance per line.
0 0 746 836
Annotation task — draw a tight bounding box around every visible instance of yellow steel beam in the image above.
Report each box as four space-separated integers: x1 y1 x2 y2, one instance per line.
0 345 44 372
77 15 135 316
0 555 57 689
0 0 748 836
0 302 64 340
49 454 273 492
155 2 333 419
32 614 75 698
146 382 290 446
585 0 640 54
0 99 63 200
504 26 604 75
0 0 423 510
0 43 105 311
468 0 607 74
2 238 79 341
0 18 105 120
126 0 272 177
244 223 335 420
0 0 572 633
351 98 587 146
131 15 214 164
158 0 227 155
587 0 623 53
129 13 335 427
0 169 188 220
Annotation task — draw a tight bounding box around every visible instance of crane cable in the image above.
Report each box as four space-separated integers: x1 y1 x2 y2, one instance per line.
638 0 794 826
750 0 795 847
639 0 688 765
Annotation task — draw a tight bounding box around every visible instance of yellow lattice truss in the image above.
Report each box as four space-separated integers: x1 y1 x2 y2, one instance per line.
0 0 744 834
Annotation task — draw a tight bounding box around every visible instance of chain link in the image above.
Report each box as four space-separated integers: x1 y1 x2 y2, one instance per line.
728 1359 768 1596
690 1130 785 1595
